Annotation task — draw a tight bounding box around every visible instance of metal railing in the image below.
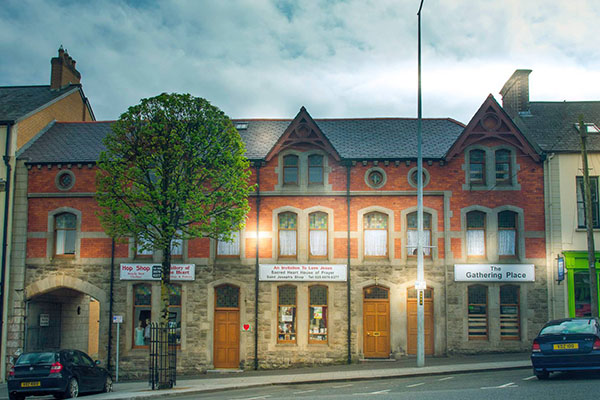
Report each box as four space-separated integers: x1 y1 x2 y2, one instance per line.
149 322 177 390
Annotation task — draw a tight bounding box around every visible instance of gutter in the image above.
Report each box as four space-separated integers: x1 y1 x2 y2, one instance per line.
254 162 261 370
0 123 13 378
346 162 352 364
107 238 115 371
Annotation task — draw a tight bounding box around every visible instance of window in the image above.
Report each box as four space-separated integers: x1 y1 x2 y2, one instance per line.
466 211 485 257
133 284 152 348
576 176 600 228
500 285 520 340
309 286 328 343
55 212 76 256
574 271 592 317
495 150 511 185
170 230 183 258
277 286 297 343
283 155 299 185
468 285 488 340
364 212 388 257
136 235 153 257
308 155 324 185
498 211 517 257
407 212 431 257
278 212 297 258
309 212 327 258
167 284 181 345
217 231 240 257
469 150 486 185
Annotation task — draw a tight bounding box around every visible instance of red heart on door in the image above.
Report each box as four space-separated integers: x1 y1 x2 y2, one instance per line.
243 324 250 331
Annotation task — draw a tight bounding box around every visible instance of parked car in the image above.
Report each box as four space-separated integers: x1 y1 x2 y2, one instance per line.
7 349 112 399
531 317 600 379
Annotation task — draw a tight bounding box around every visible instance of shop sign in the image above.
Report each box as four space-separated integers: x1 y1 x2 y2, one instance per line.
454 264 534 282
120 263 195 281
259 264 347 281
557 256 565 284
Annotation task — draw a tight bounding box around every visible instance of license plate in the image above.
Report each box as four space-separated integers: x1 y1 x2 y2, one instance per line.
553 343 579 350
21 381 41 387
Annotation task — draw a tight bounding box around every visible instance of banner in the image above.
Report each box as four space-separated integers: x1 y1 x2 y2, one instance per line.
259 264 347 281
120 263 195 281
454 264 534 282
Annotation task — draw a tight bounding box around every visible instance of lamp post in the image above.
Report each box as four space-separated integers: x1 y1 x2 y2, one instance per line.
416 0 426 368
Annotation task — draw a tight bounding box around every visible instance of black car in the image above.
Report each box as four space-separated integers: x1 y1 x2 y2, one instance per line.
7 349 112 399
531 317 600 379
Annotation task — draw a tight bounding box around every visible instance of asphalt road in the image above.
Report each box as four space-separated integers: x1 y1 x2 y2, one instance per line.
173 368 600 400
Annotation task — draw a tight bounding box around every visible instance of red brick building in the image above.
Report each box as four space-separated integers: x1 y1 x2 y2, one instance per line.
6 94 548 376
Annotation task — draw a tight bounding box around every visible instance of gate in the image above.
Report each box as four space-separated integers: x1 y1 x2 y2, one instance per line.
149 323 177 390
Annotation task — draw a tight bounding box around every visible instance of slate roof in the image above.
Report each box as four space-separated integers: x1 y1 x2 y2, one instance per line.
0 85 80 123
512 101 600 152
19 117 466 164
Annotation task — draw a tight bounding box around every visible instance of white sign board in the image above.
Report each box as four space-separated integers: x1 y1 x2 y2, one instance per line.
259 264 347 281
454 264 535 282
120 263 195 281
39 314 50 327
113 315 123 324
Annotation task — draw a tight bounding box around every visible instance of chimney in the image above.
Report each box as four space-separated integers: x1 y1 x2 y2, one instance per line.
50 46 81 89
499 69 532 117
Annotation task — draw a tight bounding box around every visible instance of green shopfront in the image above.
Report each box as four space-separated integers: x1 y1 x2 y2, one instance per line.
563 251 600 317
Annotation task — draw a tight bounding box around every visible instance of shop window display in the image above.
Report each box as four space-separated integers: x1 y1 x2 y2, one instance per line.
574 271 592 317
278 286 297 343
500 285 520 340
309 286 328 343
133 284 152 348
468 285 488 340
168 284 182 345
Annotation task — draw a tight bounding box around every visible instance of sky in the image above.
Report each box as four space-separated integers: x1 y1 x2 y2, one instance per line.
2 0 600 124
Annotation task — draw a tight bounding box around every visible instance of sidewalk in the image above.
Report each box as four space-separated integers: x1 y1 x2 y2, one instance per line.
2 352 532 400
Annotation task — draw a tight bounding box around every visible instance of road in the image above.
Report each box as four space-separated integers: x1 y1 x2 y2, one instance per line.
172 369 600 400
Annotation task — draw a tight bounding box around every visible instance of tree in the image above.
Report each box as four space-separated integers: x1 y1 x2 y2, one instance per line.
96 93 253 382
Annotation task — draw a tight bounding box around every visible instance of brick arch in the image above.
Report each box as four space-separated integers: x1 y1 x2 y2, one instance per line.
25 275 107 304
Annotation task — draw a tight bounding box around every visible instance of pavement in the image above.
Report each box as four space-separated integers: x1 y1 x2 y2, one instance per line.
1 352 532 399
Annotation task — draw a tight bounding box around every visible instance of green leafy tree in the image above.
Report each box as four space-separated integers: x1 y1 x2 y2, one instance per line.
97 93 253 329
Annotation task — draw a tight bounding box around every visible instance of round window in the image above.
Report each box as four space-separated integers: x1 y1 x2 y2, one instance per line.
56 170 75 191
365 168 387 189
408 167 430 188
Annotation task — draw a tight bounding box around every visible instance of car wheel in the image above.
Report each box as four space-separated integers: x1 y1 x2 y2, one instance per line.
65 377 79 398
103 375 113 392
534 369 549 380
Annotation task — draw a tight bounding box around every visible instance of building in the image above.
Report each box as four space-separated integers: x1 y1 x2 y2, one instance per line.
7 94 549 377
0 48 94 379
500 69 600 320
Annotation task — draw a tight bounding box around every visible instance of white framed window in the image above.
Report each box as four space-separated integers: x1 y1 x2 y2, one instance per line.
467 211 486 257
278 212 297 257
309 212 327 258
54 212 76 256
498 211 517 257
407 212 431 257
217 231 240 257
364 212 388 258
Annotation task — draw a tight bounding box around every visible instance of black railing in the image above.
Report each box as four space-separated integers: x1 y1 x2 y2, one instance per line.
149 322 177 390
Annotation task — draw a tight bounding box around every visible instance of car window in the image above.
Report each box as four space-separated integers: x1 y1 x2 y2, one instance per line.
78 352 95 367
540 319 595 335
16 352 56 365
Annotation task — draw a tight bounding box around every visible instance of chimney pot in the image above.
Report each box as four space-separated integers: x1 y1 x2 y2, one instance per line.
50 47 81 89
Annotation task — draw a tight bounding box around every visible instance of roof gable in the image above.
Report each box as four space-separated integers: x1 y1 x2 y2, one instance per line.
446 94 540 162
265 107 341 161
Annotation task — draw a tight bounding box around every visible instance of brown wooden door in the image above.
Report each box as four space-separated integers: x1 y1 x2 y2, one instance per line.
363 286 390 358
214 309 239 368
407 288 434 355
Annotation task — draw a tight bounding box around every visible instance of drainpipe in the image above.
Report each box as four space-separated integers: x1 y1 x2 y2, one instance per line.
346 162 352 364
1 123 13 375
254 162 261 370
107 238 115 372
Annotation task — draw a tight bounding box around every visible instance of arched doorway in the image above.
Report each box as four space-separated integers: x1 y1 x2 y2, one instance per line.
407 287 434 355
213 284 240 369
363 285 390 358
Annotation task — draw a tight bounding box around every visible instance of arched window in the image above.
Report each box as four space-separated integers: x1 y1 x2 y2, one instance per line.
495 149 511 185
500 285 520 340
283 155 299 185
133 284 152 348
466 211 486 257
278 212 297 258
469 149 486 185
407 212 432 257
309 212 327 258
277 285 297 343
309 285 328 343
308 154 324 185
498 211 517 257
364 212 388 258
54 212 76 256
468 285 488 340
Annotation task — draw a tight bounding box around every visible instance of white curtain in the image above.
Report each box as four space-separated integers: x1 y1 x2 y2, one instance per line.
56 230 66 254
218 232 240 255
407 230 431 256
279 230 297 256
310 230 327 256
365 230 387 256
467 230 485 256
171 230 183 256
498 230 516 255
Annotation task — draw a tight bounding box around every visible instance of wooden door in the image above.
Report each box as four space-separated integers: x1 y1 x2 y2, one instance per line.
407 288 434 355
363 286 390 358
87 298 100 359
214 284 240 369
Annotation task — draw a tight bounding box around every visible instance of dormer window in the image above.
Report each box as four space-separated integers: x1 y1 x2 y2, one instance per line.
575 123 600 133
308 155 324 185
283 155 299 185
495 150 511 186
235 122 248 130
469 150 486 185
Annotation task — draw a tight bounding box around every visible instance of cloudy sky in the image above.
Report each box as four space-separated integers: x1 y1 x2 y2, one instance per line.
2 0 599 123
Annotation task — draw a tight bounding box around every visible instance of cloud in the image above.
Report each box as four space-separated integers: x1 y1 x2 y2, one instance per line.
2 0 599 124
